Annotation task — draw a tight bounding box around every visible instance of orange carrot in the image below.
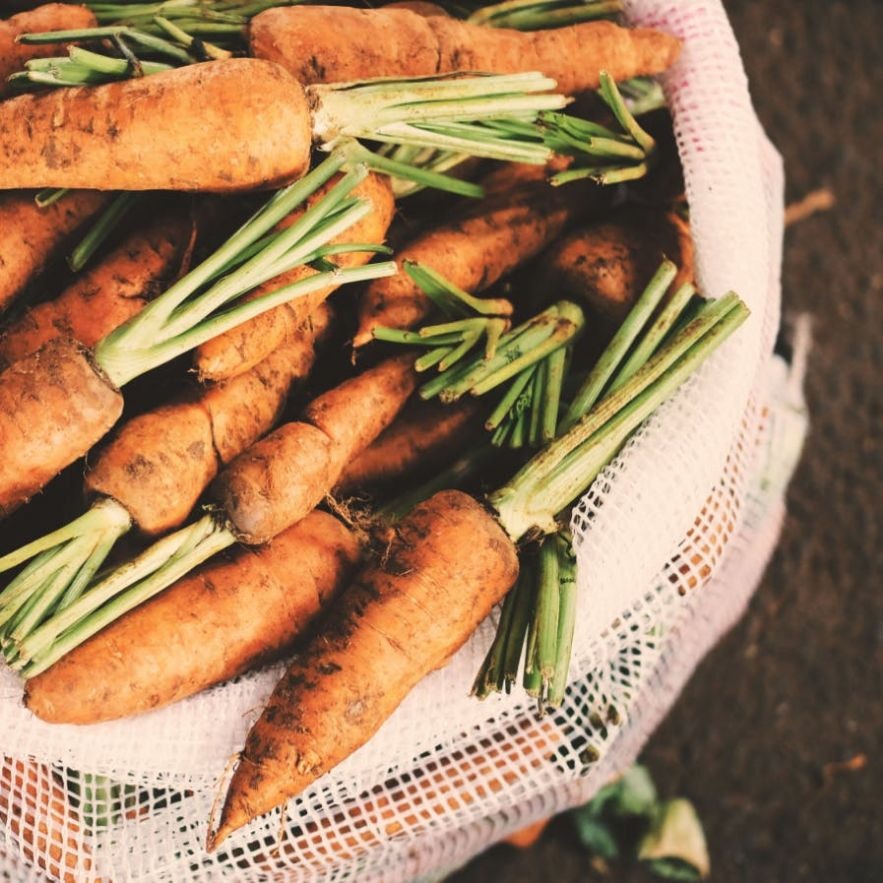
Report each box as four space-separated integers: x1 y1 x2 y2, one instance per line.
194 172 394 383
354 179 599 345
0 206 192 367
0 337 122 518
25 510 362 723
0 3 96 97
0 58 312 192
249 6 680 94
0 189 109 313
84 304 332 536
542 207 693 322
216 353 417 544
208 489 519 849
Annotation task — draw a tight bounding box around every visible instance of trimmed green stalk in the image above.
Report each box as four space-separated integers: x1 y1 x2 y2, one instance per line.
467 0 622 29
547 535 578 706
68 192 140 272
561 259 677 430
492 295 750 540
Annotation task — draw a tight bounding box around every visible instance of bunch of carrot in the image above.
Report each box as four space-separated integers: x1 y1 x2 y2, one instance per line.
0 0 750 866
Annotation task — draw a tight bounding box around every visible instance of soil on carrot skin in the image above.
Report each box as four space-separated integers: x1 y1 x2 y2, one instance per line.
453 2 883 881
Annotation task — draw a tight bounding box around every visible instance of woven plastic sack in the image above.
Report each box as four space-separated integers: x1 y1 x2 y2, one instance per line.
1 1 793 879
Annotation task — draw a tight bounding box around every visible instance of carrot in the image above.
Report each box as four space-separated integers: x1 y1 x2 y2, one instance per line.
354 179 599 345
0 58 312 192
84 306 332 536
336 396 482 492
541 207 694 322
216 353 417 544
384 1 449 15
0 3 96 97
0 54 566 192
0 205 193 367
0 337 122 518
0 188 108 313
194 172 395 383
207 489 520 850
249 6 680 94
0 757 96 883
24 510 361 724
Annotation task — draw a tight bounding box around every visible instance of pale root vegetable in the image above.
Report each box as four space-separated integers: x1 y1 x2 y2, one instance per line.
249 6 680 94
24 510 362 724
0 189 109 312
84 306 332 536
0 758 96 883
0 3 96 97
208 489 520 849
354 179 598 344
0 58 312 192
216 353 417 544
194 172 394 383
0 337 121 518
336 396 481 491
0 207 192 367
541 207 694 322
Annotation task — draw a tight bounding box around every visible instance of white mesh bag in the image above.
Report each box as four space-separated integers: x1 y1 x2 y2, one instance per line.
0 1 797 880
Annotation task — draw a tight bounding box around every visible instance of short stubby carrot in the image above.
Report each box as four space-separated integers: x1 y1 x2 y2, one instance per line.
249 6 680 94
25 510 362 724
208 489 519 849
0 58 312 192
337 397 481 492
194 172 394 383
0 189 108 313
0 337 122 518
542 207 694 322
216 353 417 544
0 207 192 367
354 179 598 345
0 3 96 97
84 307 332 536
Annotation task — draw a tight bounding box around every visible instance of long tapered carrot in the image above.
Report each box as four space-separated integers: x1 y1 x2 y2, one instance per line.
0 189 109 312
249 6 680 94
25 510 362 724
336 396 482 492
354 179 600 345
194 172 395 383
542 207 694 321
208 489 519 849
84 305 333 536
216 353 417 544
0 58 313 192
0 3 96 97
0 205 193 367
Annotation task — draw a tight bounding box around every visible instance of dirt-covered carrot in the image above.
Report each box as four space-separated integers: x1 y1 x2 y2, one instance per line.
208 489 520 848
25 510 362 724
354 179 599 345
0 189 108 312
0 758 96 883
248 6 679 94
336 396 482 492
84 306 333 536
194 172 394 383
0 205 192 367
217 353 417 544
206 281 749 848
0 3 96 97
0 154 395 517
0 55 566 191
541 207 694 322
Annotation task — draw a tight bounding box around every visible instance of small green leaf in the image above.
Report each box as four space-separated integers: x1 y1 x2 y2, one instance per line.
570 811 620 860
644 858 703 881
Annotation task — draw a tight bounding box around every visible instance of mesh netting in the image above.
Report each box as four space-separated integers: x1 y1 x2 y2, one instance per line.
1 1 792 880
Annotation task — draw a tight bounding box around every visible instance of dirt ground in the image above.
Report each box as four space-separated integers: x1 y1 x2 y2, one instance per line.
454 2 883 881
